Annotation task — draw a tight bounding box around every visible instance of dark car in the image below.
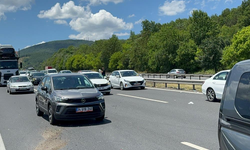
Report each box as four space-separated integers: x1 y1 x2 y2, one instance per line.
35 73 105 125
218 59 250 149
29 72 45 85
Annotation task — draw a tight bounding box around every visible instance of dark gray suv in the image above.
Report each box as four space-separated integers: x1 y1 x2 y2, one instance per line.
219 59 250 149
35 73 105 125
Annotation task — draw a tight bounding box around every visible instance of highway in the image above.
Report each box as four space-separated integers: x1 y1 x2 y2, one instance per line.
0 86 220 150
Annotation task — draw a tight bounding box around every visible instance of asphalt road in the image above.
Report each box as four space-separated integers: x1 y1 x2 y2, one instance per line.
0 86 220 150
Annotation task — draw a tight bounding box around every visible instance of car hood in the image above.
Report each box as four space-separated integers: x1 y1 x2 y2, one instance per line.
90 79 108 84
11 82 32 86
54 88 100 99
122 76 144 81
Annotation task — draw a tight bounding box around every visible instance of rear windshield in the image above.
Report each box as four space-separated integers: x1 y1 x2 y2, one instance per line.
48 70 57 73
84 73 103 79
32 73 45 76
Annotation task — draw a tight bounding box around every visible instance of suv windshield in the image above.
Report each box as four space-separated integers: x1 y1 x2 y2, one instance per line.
120 71 138 77
0 61 18 69
84 73 103 79
52 75 94 90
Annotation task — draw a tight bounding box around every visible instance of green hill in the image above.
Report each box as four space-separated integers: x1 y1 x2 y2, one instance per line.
19 39 94 70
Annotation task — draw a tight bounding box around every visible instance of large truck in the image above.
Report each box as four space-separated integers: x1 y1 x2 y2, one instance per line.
0 45 20 86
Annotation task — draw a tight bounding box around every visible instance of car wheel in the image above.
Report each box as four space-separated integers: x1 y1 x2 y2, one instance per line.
141 86 145 89
96 115 104 121
48 105 57 125
36 100 43 116
120 82 124 90
206 88 216 102
7 88 9 93
106 92 110 95
9 89 12 94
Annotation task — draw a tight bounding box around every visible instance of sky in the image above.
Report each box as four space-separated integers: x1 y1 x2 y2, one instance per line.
0 0 244 51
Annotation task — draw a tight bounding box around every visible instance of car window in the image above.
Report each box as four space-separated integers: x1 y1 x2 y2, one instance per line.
45 77 51 91
111 71 116 76
120 71 137 77
52 75 94 90
40 77 46 87
235 72 250 119
213 72 228 80
48 70 57 73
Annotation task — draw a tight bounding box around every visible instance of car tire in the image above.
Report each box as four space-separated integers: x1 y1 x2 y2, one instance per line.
141 86 145 89
206 88 217 102
96 115 104 121
48 105 57 125
9 89 12 94
36 100 43 116
120 82 124 90
106 92 110 95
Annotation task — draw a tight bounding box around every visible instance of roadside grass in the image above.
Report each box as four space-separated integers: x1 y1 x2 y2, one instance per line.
146 81 202 93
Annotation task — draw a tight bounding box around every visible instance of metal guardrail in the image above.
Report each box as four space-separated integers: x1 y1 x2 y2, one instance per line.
141 73 212 80
145 78 204 90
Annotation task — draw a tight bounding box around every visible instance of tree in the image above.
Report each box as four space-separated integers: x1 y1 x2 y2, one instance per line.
221 26 250 68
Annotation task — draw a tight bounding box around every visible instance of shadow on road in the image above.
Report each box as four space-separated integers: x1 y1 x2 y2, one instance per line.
42 115 112 127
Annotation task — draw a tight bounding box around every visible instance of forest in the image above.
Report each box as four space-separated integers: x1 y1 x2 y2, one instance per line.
41 0 250 74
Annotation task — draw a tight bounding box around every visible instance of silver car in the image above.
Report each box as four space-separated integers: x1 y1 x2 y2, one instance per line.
7 76 34 94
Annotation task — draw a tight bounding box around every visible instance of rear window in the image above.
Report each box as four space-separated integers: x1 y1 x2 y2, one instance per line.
235 72 250 119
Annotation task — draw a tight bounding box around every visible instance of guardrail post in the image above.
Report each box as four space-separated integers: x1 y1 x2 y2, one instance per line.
193 84 195 90
153 82 155 87
165 83 167 88
178 84 180 89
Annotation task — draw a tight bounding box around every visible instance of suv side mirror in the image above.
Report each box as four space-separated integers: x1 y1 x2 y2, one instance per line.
41 86 47 92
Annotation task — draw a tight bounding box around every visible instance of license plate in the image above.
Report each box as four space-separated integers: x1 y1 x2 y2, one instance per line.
135 83 141 85
76 107 93 113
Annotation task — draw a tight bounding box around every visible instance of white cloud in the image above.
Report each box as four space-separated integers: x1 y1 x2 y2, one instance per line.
225 0 233 3
189 8 198 15
38 1 91 20
69 9 133 40
24 41 46 49
38 1 133 41
135 18 144 25
128 14 135 18
159 0 186 16
115 32 130 36
88 0 123 5
201 0 205 8
54 20 68 25
0 0 34 20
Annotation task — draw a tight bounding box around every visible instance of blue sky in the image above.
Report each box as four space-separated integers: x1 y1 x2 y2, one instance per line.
0 0 243 51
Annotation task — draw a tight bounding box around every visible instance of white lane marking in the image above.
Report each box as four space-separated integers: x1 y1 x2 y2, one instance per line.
146 87 203 95
0 134 6 150
181 142 209 150
117 93 168 104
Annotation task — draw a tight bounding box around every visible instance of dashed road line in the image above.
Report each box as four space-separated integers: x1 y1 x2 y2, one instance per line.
181 142 209 150
146 87 203 95
117 93 168 104
0 133 6 150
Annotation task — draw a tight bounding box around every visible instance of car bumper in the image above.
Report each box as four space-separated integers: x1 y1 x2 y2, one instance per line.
97 85 111 93
10 87 34 93
123 82 146 89
52 101 105 121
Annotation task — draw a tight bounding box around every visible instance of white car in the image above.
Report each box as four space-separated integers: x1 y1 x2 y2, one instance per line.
7 76 34 94
45 68 58 74
81 71 111 94
109 70 145 90
19 70 28 76
202 70 230 102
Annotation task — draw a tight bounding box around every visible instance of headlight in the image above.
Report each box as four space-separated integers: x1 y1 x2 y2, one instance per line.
124 79 130 82
28 84 33 87
97 94 104 101
54 96 68 102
